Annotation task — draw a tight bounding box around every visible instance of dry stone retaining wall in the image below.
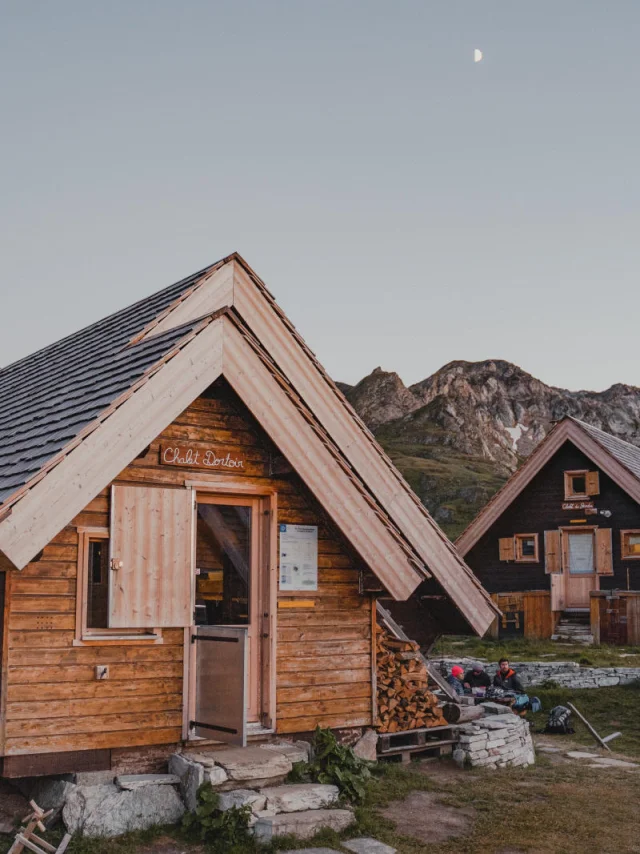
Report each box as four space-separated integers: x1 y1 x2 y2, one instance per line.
434 658 640 689
453 715 534 770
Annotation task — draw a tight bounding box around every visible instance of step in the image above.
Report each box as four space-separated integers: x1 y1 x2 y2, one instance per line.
252 808 355 842
261 783 339 813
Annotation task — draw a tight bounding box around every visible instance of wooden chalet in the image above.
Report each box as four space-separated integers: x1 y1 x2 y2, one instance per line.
457 417 640 645
0 253 497 778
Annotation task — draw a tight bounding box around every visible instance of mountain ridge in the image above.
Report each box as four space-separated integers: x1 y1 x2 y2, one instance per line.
339 360 640 538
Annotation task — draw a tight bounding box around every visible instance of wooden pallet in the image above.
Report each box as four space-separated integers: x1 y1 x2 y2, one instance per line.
378 724 459 763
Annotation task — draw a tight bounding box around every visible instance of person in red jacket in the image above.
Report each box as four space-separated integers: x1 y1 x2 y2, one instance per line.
493 658 525 693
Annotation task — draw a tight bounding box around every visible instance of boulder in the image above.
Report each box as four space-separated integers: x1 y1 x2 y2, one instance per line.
252 808 354 841
116 774 181 791
344 839 397 854
353 729 378 762
217 789 267 813
168 754 205 812
63 783 185 837
261 783 339 813
15 777 76 812
260 741 310 764
205 746 292 787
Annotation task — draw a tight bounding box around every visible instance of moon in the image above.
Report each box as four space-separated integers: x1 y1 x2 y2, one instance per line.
474 49 483 63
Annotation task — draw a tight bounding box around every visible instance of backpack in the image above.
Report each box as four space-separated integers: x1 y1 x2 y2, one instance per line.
543 705 575 734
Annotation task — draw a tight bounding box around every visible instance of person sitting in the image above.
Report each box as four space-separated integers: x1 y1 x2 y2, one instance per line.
493 658 525 693
447 665 465 695
463 662 491 692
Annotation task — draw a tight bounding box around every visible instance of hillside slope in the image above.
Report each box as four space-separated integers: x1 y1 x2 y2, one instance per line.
340 361 640 539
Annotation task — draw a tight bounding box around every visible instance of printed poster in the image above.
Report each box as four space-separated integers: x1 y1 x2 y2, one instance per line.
279 524 318 591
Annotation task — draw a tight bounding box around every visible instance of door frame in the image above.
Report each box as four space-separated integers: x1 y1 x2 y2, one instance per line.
560 526 600 608
183 481 278 741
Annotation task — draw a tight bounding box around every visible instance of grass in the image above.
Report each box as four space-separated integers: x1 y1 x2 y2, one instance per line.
2 686 639 854
531 682 640 758
431 634 640 667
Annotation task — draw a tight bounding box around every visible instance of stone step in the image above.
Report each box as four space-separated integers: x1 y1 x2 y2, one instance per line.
252 808 355 842
261 783 339 813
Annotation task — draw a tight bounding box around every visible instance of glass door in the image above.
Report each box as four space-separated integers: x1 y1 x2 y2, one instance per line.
195 495 261 722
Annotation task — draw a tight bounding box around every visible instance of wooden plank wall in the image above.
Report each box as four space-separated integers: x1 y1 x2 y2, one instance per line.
2 379 372 756
486 591 554 640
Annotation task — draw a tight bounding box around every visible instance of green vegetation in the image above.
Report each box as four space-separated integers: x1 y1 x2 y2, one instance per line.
288 725 374 803
376 434 507 539
2 690 638 854
182 784 253 851
432 634 640 667
531 682 640 758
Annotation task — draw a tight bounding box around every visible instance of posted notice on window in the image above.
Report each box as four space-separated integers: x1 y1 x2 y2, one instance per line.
279 524 318 591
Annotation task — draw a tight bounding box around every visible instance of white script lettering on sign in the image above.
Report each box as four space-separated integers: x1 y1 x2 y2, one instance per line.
279 524 318 591
161 444 245 470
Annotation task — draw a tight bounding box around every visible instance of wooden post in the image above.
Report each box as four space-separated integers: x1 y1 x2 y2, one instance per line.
567 702 611 752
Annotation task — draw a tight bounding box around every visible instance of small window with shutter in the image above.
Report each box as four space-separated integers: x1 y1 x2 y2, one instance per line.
564 470 599 499
514 533 539 563
621 530 640 560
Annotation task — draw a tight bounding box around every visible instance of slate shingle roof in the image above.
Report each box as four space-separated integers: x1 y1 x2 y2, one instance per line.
0 262 218 505
570 417 640 483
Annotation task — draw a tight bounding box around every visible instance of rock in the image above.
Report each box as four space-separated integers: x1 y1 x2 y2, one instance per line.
353 729 378 762
207 766 229 787
344 839 397 854
73 770 115 786
205 746 292 785
15 777 76 812
261 783 339 813
115 774 181 791
218 789 267 813
89 787 184 837
168 754 205 812
260 741 310 764
252 808 354 841
183 752 217 768
566 751 599 760
63 784 119 834
480 702 513 716
284 850 341 854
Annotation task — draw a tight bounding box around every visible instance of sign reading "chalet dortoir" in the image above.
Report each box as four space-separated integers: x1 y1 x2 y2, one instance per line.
161 444 245 470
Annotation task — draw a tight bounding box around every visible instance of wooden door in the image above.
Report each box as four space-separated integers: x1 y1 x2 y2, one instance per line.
599 596 628 645
195 495 263 723
0 573 5 711
564 531 597 608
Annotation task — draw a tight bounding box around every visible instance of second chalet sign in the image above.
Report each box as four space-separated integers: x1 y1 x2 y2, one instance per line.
161 444 245 471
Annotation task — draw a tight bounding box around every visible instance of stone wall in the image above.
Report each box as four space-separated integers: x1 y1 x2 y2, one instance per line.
453 713 534 770
433 658 640 689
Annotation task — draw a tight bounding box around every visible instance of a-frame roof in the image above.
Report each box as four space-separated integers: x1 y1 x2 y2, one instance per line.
0 254 497 630
456 416 640 556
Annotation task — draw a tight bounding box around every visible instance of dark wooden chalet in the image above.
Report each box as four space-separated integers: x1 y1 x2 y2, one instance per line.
0 253 497 778
457 417 640 645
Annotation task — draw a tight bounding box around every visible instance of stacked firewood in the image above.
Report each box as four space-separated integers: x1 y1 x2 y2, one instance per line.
375 625 446 733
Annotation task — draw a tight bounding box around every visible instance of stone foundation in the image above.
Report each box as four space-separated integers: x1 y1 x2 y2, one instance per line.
453 716 534 770
434 658 640 689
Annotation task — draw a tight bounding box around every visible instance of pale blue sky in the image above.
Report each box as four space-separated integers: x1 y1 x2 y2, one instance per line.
1 2 639 390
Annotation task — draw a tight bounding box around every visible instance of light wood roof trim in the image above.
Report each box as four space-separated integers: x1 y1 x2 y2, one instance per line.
223 322 422 600
230 261 498 632
0 318 226 570
456 419 640 557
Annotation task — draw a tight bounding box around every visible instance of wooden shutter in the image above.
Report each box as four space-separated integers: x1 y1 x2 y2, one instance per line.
544 530 562 574
586 471 600 496
109 485 194 628
550 572 566 611
499 537 515 561
595 527 613 575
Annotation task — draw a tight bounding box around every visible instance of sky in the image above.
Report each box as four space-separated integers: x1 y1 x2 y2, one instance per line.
1 1 639 391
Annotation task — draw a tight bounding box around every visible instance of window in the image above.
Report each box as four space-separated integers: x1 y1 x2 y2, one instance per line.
515 533 539 563
75 527 161 644
87 539 109 629
621 530 640 560
564 470 600 499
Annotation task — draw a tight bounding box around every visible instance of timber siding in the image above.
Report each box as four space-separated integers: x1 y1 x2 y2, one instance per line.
466 440 640 595
2 379 372 757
